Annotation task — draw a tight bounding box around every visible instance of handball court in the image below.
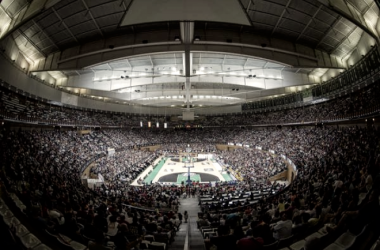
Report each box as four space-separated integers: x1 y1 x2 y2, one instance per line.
132 156 232 185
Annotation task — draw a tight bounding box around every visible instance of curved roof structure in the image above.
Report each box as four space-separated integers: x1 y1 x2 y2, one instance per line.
0 0 379 112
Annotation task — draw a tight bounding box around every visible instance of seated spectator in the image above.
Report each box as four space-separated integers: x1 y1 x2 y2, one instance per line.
107 215 119 237
88 230 112 250
114 224 143 250
205 225 236 250
237 225 264 250
197 216 210 228
272 213 292 240
304 236 320 250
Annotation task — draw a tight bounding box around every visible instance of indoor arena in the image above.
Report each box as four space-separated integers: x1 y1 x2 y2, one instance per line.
1 1 380 250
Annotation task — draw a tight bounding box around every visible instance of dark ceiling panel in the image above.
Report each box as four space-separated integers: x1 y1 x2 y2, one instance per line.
279 19 306 34
76 30 103 43
3 0 365 65
36 12 60 29
56 1 86 19
90 1 124 18
250 12 279 27
256 1 285 16
289 0 319 16
63 10 92 27
315 10 337 25
49 30 73 43
96 13 124 27
69 20 97 36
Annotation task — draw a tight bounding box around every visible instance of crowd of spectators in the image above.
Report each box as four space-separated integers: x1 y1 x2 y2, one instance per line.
216 148 287 184
0 124 379 249
91 150 155 184
1 81 380 128
197 127 380 249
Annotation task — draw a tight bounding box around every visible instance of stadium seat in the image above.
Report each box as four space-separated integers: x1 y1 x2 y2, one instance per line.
370 237 380 250
334 225 368 249
3 215 21 227
153 233 170 245
0 207 13 218
69 240 87 250
204 231 216 238
149 241 166 250
20 233 41 249
263 240 278 249
141 240 150 249
305 232 323 241
15 223 30 237
278 235 294 249
33 244 52 250
289 240 306 250
318 227 329 236
57 234 87 250
144 234 155 242
57 237 75 250
323 243 345 250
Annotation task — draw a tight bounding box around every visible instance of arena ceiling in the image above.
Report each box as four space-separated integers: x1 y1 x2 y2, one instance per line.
0 0 379 110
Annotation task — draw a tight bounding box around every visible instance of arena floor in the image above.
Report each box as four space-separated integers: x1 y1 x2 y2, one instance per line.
141 156 231 185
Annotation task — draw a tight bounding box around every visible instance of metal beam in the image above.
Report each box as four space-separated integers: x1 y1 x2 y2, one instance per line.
48 43 346 71
237 0 254 26
16 29 47 57
80 0 104 38
271 0 292 35
32 20 60 50
316 16 342 48
181 22 194 109
52 7 79 43
296 5 322 42
318 0 379 43
331 26 358 54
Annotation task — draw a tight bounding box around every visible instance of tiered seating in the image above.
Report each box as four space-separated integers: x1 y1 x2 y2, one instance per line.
1 78 380 127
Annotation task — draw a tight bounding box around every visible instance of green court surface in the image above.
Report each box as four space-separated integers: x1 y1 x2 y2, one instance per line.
222 173 232 181
144 158 166 184
176 173 201 184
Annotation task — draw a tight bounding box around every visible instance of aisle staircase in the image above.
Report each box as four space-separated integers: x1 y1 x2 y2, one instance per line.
174 196 205 250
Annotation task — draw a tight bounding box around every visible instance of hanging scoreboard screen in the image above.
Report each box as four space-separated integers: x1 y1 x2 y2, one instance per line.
182 111 194 121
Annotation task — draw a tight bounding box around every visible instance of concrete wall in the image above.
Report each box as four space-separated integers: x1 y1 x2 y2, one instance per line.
269 170 288 182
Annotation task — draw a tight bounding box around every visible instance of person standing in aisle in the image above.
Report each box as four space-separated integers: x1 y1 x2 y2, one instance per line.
184 211 188 223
